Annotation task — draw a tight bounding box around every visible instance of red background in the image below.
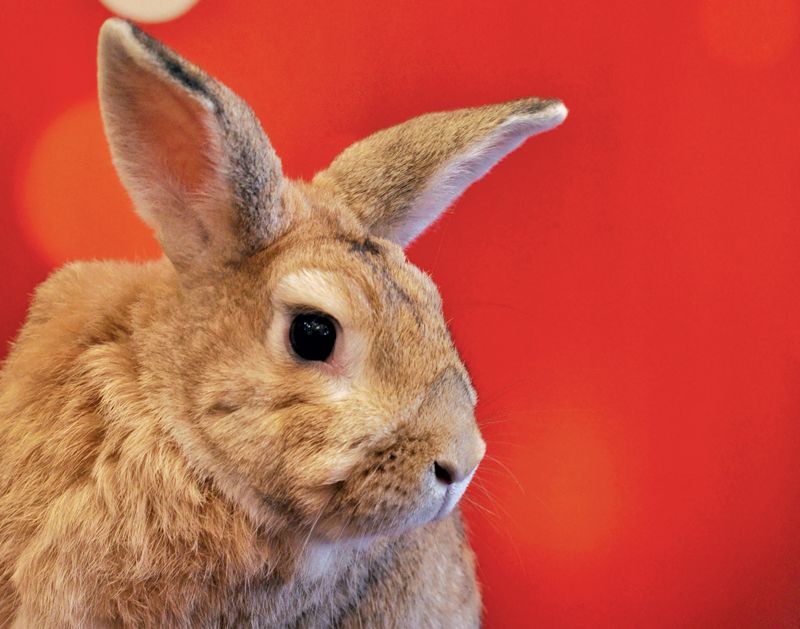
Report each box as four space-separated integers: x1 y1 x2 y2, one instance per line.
2 1 799 626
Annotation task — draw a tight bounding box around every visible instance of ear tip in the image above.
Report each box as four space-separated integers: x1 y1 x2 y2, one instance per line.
98 18 137 59
543 98 569 124
99 18 153 58
512 97 568 132
99 17 133 42
524 96 568 118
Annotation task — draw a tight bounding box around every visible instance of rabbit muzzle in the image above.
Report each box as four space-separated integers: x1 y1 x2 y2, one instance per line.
429 428 486 521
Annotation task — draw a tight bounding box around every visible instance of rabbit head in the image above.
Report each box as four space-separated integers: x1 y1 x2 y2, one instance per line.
98 19 566 542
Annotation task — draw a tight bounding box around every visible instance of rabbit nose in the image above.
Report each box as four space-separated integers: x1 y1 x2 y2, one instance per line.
433 461 457 485
433 437 486 486
432 458 480 486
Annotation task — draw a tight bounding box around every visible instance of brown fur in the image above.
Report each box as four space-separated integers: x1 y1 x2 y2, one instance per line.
315 97 563 244
0 19 566 628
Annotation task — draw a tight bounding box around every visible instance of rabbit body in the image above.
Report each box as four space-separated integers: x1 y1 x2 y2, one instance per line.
0 18 566 628
0 248 477 628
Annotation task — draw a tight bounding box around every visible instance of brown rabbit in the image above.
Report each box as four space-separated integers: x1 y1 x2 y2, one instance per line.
0 18 567 628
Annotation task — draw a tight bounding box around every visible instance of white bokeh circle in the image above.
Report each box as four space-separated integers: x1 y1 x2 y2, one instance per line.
100 0 200 23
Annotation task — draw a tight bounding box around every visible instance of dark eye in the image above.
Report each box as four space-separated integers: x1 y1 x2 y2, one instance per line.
289 313 337 362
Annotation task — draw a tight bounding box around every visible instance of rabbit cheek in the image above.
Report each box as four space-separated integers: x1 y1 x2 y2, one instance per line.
314 435 438 539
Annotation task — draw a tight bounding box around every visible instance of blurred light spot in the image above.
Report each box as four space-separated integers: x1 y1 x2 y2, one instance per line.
18 99 161 266
100 0 199 23
505 412 620 554
700 0 798 67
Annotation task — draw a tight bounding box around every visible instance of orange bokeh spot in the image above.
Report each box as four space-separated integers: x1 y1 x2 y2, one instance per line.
18 99 161 266
498 411 620 555
700 0 798 67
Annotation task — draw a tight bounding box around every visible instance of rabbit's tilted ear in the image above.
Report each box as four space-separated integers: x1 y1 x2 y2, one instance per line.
314 98 567 247
98 19 284 274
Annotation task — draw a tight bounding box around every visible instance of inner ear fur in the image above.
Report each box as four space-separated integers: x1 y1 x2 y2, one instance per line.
98 18 285 276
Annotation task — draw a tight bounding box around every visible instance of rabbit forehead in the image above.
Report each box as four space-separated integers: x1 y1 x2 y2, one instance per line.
272 269 370 326
261 228 443 324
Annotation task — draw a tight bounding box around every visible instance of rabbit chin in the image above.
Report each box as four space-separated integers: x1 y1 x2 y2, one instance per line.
310 471 476 545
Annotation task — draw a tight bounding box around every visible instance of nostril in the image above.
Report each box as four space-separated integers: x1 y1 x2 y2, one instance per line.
433 461 455 485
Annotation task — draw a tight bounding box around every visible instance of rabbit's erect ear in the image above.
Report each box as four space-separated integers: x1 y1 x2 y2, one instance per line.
314 98 567 247
98 19 284 274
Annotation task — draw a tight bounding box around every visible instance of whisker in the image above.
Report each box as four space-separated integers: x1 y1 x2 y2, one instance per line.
477 417 519 427
295 492 335 574
473 376 529 407
468 478 516 522
461 494 499 520
482 439 529 449
481 454 525 493
459 494 526 573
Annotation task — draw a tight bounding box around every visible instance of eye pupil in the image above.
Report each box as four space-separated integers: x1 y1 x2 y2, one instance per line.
289 314 336 362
